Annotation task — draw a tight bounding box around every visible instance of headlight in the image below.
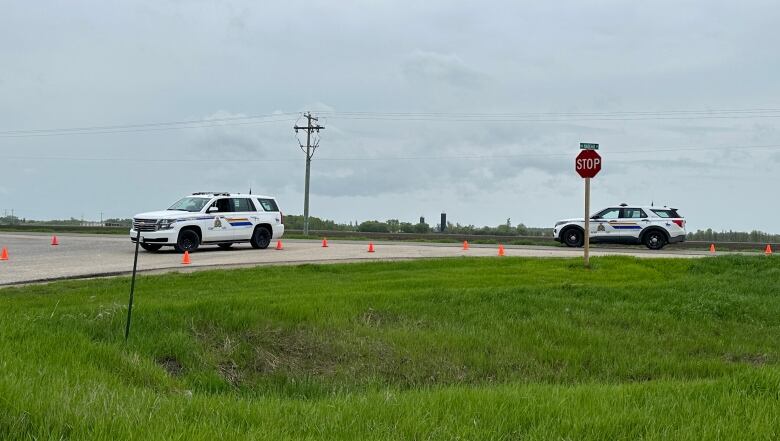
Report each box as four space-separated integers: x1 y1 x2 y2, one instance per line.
158 219 177 230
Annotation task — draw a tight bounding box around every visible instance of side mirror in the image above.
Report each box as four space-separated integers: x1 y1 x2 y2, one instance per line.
207 206 218 213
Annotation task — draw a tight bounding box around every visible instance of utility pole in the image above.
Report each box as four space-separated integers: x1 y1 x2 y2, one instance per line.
294 112 324 236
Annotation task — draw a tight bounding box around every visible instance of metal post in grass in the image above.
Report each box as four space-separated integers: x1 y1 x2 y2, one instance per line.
125 229 142 341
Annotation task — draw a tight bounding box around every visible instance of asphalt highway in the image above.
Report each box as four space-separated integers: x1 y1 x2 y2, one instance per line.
0 232 712 286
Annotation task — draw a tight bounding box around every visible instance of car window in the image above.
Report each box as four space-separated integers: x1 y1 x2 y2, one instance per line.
621 208 647 218
168 197 210 212
256 198 279 212
651 209 678 218
595 208 621 219
230 198 256 212
209 198 233 213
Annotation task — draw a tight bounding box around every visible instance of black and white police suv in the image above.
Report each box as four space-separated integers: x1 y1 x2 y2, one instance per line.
130 192 284 252
553 204 686 250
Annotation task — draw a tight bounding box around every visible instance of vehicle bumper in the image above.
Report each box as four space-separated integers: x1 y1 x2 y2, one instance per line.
129 229 177 245
668 234 686 244
553 228 561 242
273 224 285 239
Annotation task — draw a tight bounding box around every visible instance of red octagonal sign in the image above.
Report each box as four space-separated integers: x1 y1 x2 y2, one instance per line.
575 149 602 178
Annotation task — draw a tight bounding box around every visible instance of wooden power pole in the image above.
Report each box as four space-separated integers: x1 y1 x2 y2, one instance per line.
294 112 324 236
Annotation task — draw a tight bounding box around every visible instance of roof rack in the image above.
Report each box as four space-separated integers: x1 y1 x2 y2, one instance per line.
619 203 628 207
191 192 231 196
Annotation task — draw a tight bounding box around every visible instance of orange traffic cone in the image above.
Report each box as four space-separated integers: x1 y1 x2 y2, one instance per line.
0 247 8 261
462 241 469 250
182 251 191 265
709 244 716 254
498 244 505 256
322 238 328 248
368 242 375 253
275 240 283 250
766 244 773 255
51 235 59 246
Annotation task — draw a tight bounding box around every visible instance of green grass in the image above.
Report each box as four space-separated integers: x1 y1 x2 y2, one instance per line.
1 256 780 439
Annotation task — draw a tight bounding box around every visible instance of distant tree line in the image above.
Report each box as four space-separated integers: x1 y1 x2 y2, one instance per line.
687 229 780 243
3 214 778 242
283 215 551 236
0 216 131 227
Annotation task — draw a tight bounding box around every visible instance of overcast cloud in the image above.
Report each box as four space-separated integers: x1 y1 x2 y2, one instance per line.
1 0 780 232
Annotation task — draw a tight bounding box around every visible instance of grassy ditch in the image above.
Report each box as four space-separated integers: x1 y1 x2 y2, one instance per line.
1 256 779 439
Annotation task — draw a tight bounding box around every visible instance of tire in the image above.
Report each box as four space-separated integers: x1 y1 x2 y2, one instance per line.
140 243 163 252
217 243 233 250
250 227 272 249
562 227 584 247
174 229 200 253
643 230 667 250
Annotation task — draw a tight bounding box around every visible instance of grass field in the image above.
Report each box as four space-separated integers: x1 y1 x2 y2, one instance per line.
1 256 779 439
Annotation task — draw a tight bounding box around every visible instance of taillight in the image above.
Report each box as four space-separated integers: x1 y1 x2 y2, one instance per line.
672 219 685 228
280 211 284 224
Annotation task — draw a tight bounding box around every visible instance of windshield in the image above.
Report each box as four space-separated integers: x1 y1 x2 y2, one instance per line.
168 197 210 212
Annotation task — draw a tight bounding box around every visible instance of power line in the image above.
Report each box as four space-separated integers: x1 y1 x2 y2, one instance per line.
0 115 298 138
322 113 780 123
3 142 779 163
0 112 300 135
3 107 780 138
321 107 780 117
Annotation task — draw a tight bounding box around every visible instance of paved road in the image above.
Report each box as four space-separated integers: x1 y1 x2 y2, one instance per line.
0 232 711 286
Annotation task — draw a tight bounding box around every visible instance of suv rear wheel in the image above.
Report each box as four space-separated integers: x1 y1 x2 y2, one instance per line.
174 229 200 253
643 230 667 250
250 226 272 249
562 227 584 247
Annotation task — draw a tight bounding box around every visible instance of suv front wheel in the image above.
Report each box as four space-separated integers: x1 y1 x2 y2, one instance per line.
643 230 667 250
140 243 163 252
174 229 200 253
562 227 584 247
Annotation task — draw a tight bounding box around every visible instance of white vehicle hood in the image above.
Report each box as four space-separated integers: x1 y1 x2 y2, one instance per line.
133 210 202 220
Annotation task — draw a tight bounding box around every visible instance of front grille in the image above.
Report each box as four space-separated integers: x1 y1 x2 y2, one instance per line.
133 218 158 232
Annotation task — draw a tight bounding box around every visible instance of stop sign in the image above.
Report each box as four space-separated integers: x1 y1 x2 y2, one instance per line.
575 149 602 178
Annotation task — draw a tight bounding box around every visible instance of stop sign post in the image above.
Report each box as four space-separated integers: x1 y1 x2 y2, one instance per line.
576 145 602 268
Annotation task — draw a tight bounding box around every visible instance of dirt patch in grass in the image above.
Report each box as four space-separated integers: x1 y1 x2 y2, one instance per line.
189 322 407 389
218 361 242 386
725 353 771 365
245 326 342 376
156 356 184 377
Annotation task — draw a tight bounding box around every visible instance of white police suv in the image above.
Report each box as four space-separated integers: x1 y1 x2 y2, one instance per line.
553 204 686 250
130 192 284 252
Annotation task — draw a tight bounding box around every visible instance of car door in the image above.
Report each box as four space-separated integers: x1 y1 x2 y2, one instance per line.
204 198 235 242
590 207 621 241
616 207 648 242
226 198 257 241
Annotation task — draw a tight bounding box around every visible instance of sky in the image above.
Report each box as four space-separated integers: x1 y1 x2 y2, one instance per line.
1 0 780 232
